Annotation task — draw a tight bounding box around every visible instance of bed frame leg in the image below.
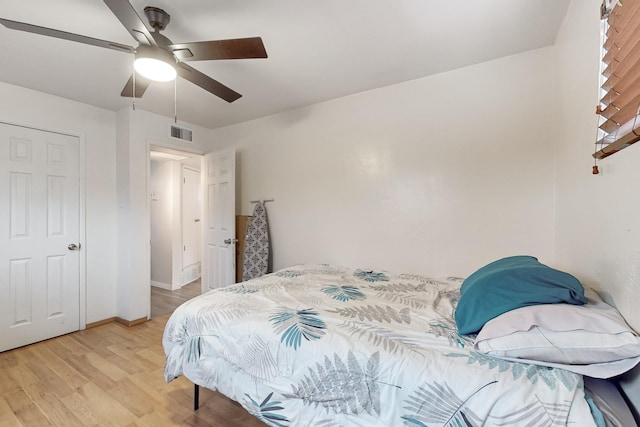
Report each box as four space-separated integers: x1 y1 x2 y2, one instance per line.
194 384 200 411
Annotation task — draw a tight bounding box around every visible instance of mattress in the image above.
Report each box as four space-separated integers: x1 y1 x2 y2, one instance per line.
163 264 602 426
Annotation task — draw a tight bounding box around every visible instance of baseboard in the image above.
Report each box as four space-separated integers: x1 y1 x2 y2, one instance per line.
86 316 148 329
181 264 201 287
86 317 117 329
115 316 148 327
151 280 172 290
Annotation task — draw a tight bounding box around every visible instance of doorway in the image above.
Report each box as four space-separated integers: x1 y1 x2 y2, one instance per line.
149 146 203 317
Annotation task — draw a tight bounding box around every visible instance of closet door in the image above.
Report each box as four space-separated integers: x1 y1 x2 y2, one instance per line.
0 123 81 352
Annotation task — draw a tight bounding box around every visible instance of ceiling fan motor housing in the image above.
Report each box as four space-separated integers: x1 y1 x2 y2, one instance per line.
144 6 170 31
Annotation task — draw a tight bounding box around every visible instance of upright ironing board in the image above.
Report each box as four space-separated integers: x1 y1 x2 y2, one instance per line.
242 201 270 281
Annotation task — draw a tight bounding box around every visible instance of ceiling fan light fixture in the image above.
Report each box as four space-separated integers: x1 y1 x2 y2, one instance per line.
0 0 266 102
134 46 176 82
134 57 176 81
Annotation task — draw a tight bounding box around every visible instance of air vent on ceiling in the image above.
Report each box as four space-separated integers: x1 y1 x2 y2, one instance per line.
170 125 193 143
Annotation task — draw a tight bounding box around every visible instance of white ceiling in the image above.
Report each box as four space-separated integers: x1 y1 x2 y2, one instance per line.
0 0 570 130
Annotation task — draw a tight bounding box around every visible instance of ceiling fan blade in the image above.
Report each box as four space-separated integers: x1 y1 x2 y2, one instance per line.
169 37 267 61
176 63 241 103
120 73 151 98
0 18 134 53
103 0 157 46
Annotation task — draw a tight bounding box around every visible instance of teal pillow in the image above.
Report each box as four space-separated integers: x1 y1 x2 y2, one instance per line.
454 256 587 335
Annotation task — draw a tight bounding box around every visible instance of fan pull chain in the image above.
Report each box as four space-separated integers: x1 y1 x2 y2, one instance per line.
174 77 178 123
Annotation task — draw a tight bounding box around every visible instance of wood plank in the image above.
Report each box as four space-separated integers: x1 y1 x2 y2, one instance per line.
55 332 92 356
31 392 85 427
12 402 54 427
0 364 20 397
59 390 100 426
138 410 188 427
24 356 75 398
151 280 201 317
105 378 155 418
0 350 18 370
74 382 138 426
6 367 40 403
127 370 194 421
84 351 130 382
104 343 152 375
26 342 90 390
65 353 119 392
0 397 21 427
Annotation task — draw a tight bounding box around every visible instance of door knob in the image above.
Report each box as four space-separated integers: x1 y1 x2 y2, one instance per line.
67 243 81 251
223 238 238 245
194 218 201 222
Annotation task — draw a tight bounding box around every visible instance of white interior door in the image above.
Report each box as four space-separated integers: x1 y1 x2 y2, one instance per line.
182 166 201 268
0 123 81 352
202 148 236 291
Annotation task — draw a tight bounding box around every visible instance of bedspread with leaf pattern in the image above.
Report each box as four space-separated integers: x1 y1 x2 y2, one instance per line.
163 264 597 427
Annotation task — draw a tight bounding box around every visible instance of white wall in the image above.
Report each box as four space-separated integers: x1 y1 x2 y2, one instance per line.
555 0 640 331
0 81 118 324
555 1 640 409
211 48 559 277
150 160 174 287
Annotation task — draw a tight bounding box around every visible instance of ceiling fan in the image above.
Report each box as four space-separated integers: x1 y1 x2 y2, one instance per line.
0 0 268 102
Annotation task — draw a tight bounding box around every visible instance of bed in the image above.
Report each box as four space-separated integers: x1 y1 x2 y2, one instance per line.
163 262 640 426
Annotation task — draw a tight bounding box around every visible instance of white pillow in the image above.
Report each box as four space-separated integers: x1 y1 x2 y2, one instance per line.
474 288 640 378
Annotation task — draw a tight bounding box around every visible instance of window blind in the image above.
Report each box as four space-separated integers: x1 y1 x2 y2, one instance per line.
594 0 640 160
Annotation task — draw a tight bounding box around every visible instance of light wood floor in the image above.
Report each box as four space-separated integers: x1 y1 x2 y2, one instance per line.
0 314 266 426
151 280 202 318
